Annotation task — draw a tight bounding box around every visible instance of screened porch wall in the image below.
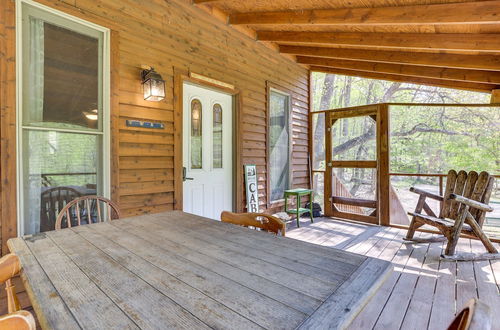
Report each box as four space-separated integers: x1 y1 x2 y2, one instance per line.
311 103 499 234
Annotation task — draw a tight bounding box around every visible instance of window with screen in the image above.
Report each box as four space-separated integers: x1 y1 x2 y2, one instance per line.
268 88 291 202
19 3 109 235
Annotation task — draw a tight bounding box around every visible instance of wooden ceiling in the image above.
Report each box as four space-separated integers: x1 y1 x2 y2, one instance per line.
194 0 500 93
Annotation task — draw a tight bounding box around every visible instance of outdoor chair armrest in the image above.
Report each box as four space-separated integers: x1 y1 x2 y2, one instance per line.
449 194 493 212
0 254 20 284
409 187 443 201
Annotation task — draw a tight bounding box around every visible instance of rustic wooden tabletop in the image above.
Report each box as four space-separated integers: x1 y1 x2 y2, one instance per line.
8 210 392 329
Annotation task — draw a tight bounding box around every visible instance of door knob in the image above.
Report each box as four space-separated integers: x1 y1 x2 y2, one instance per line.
183 167 194 182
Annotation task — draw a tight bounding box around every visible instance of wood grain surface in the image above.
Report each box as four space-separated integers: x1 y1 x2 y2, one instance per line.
8 211 392 329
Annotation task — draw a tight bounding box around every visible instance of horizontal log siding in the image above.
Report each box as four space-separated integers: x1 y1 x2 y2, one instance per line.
0 0 309 252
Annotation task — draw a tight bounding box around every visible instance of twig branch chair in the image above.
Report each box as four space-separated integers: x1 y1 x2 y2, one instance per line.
221 211 286 236
0 254 21 313
405 170 498 260
447 299 491 330
55 196 120 230
0 311 36 330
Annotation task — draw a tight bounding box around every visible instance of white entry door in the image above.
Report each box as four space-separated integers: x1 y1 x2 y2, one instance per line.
183 82 233 219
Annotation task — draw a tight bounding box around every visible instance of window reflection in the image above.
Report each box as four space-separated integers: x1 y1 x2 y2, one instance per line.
24 130 99 234
21 4 105 235
191 99 202 169
213 104 223 168
269 90 290 201
23 20 100 130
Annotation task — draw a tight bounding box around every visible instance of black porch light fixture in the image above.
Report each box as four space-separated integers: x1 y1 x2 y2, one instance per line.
141 66 165 101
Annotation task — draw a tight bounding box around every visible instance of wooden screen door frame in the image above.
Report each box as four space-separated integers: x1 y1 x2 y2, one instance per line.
173 68 243 213
323 104 390 225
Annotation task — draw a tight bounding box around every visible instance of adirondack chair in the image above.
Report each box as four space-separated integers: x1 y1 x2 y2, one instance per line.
405 170 498 260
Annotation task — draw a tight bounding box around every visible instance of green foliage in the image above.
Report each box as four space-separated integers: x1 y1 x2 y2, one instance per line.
390 106 499 174
311 72 498 176
27 129 98 187
311 72 490 110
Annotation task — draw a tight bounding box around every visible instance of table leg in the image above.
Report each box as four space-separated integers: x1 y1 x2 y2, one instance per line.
310 192 314 223
296 194 301 227
284 193 288 213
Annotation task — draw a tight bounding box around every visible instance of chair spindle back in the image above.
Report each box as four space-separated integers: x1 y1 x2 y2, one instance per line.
40 187 82 232
221 211 286 236
55 196 120 230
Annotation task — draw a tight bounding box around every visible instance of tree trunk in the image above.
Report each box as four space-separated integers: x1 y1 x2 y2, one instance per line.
381 82 402 102
319 74 335 111
313 74 335 169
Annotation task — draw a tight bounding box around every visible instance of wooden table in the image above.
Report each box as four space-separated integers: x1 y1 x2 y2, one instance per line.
8 211 392 330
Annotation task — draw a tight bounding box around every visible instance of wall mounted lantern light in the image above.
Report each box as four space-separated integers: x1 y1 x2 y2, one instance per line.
84 109 98 121
141 66 165 101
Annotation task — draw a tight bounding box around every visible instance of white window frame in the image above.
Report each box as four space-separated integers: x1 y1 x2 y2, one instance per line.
15 0 111 236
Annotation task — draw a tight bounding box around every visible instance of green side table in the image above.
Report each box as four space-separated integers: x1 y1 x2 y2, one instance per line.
284 188 314 228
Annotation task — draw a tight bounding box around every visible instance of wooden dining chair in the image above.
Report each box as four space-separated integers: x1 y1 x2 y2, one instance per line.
0 254 21 313
0 311 36 330
447 299 491 330
55 195 121 230
221 211 286 236
40 186 82 232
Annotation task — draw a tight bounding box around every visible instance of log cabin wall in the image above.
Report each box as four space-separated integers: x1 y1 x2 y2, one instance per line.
0 0 309 253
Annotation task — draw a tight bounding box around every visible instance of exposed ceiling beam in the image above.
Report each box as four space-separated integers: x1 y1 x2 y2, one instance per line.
279 46 500 72
257 31 500 52
309 66 498 93
230 1 500 25
297 56 500 84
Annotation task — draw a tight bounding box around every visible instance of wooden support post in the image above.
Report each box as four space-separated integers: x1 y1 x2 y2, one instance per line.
323 112 333 217
377 104 390 226
491 89 500 103
110 31 120 205
0 1 17 255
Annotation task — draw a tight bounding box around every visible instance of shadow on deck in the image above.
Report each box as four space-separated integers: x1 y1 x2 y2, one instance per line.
287 216 500 330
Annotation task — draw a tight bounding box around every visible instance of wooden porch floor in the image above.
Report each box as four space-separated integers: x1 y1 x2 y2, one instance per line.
287 217 500 330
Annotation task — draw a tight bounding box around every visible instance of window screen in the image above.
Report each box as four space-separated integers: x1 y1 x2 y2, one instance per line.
268 89 291 202
20 3 107 235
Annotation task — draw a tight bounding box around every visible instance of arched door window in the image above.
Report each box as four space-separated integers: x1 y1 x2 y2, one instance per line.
191 99 202 169
213 104 223 169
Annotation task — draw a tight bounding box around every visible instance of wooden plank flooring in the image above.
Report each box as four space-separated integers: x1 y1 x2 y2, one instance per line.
287 217 500 330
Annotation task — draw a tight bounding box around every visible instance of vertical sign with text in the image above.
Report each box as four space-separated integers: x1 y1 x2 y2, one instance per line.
244 165 259 213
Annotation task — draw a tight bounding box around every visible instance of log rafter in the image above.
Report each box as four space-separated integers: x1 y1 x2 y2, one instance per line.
297 56 500 84
193 0 500 91
310 66 498 93
279 46 500 72
229 1 500 26
257 31 500 52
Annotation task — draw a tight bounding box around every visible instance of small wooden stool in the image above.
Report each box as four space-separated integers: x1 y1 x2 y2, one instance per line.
284 188 314 228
